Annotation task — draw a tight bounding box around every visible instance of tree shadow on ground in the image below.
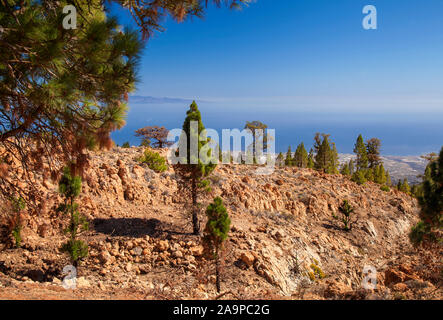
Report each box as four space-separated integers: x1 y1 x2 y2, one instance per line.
92 218 192 238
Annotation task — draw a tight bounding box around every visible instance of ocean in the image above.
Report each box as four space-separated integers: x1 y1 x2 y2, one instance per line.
111 102 443 156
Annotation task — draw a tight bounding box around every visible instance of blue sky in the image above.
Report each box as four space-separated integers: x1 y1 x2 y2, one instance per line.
113 0 443 113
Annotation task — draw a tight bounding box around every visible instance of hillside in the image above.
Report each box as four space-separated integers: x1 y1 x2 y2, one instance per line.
0 147 441 300
339 154 427 185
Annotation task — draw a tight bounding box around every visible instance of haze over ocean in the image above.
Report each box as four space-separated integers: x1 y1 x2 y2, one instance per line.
111 101 443 156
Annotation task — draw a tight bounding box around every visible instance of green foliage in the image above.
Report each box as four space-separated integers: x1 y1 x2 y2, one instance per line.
58 167 88 264
364 167 375 182
285 146 293 166
122 142 131 148
276 152 285 167
138 148 168 173
203 197 231 293
354 134 368 171
314 133 338 174
336 200 354 231
409 221 431 246
340 162 351 176
374 164 387 185
293 143 308 168
380 185 390 192
366 138 382 168
351 170 367 185
204 197 231 253
348 159 355 175
61 239 89 263
411 146 443 246
0 1 143 198
398 178 411 194
9 197 26 248
307 149 315 169
174 101 217 234
11 226 22 248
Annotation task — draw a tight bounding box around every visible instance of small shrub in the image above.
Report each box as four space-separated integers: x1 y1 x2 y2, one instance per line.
380 185 390 192
138 148 168 173
58 167 89 266
409 220 431 246
8 197 25 248
121 141 130 148
351 170 367 185
203 197 231 293
335 200 355 231
307 259 326 281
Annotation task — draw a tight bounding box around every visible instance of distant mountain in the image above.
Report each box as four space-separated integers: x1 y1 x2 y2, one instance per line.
129 96 203 104
338 154 427 185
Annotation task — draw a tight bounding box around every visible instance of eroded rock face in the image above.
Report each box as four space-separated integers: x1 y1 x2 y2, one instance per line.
0 146 430 300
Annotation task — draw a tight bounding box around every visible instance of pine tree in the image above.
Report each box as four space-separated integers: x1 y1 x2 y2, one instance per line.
348 159 355 175
307 149 315 169
417 146 443 229
340 163 351 176
402 178 411 194
352 170 367 185
294 143 308 168
375 164 387 185
366 138 382 168
276 152 285 167
409 147 443 245
314 133 337 173
135 126 173 148
203 197 231 293
244 121 267 162
329 142 339 174
386 170 392 186
58 167 89 268
285 146 293 166
0 1 143 199
314 133 330 172
354 134 368 171
173 101 217 235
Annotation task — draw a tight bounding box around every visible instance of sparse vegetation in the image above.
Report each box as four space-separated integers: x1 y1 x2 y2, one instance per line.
336 200 355 231
138 148 168 173
122 142 131 148
409 146 443 246
203 197 231 293
8 197 25 248
58 167 89 267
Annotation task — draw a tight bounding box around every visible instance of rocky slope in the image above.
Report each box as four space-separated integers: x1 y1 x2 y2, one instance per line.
0 147 441 300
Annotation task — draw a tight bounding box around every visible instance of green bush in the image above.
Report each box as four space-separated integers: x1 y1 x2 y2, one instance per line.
9 197 25 248
409 220 431 246
58 167 89 266
138 148 168 173
380 185 390 192
61 239 89 263
203 197 231 293
336 200 354 231
351 170 367 185
121 142 130 148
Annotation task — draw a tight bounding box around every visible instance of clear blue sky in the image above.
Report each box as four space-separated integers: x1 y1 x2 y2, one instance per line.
113 0 443 113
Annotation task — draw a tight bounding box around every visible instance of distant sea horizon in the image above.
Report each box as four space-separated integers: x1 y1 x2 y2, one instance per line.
111 101 443 157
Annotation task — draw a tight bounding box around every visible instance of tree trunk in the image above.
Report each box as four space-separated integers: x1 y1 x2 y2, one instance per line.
191 178 200 235
215 250 221 293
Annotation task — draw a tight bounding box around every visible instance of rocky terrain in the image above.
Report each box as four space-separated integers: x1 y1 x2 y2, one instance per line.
0 147 441 300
